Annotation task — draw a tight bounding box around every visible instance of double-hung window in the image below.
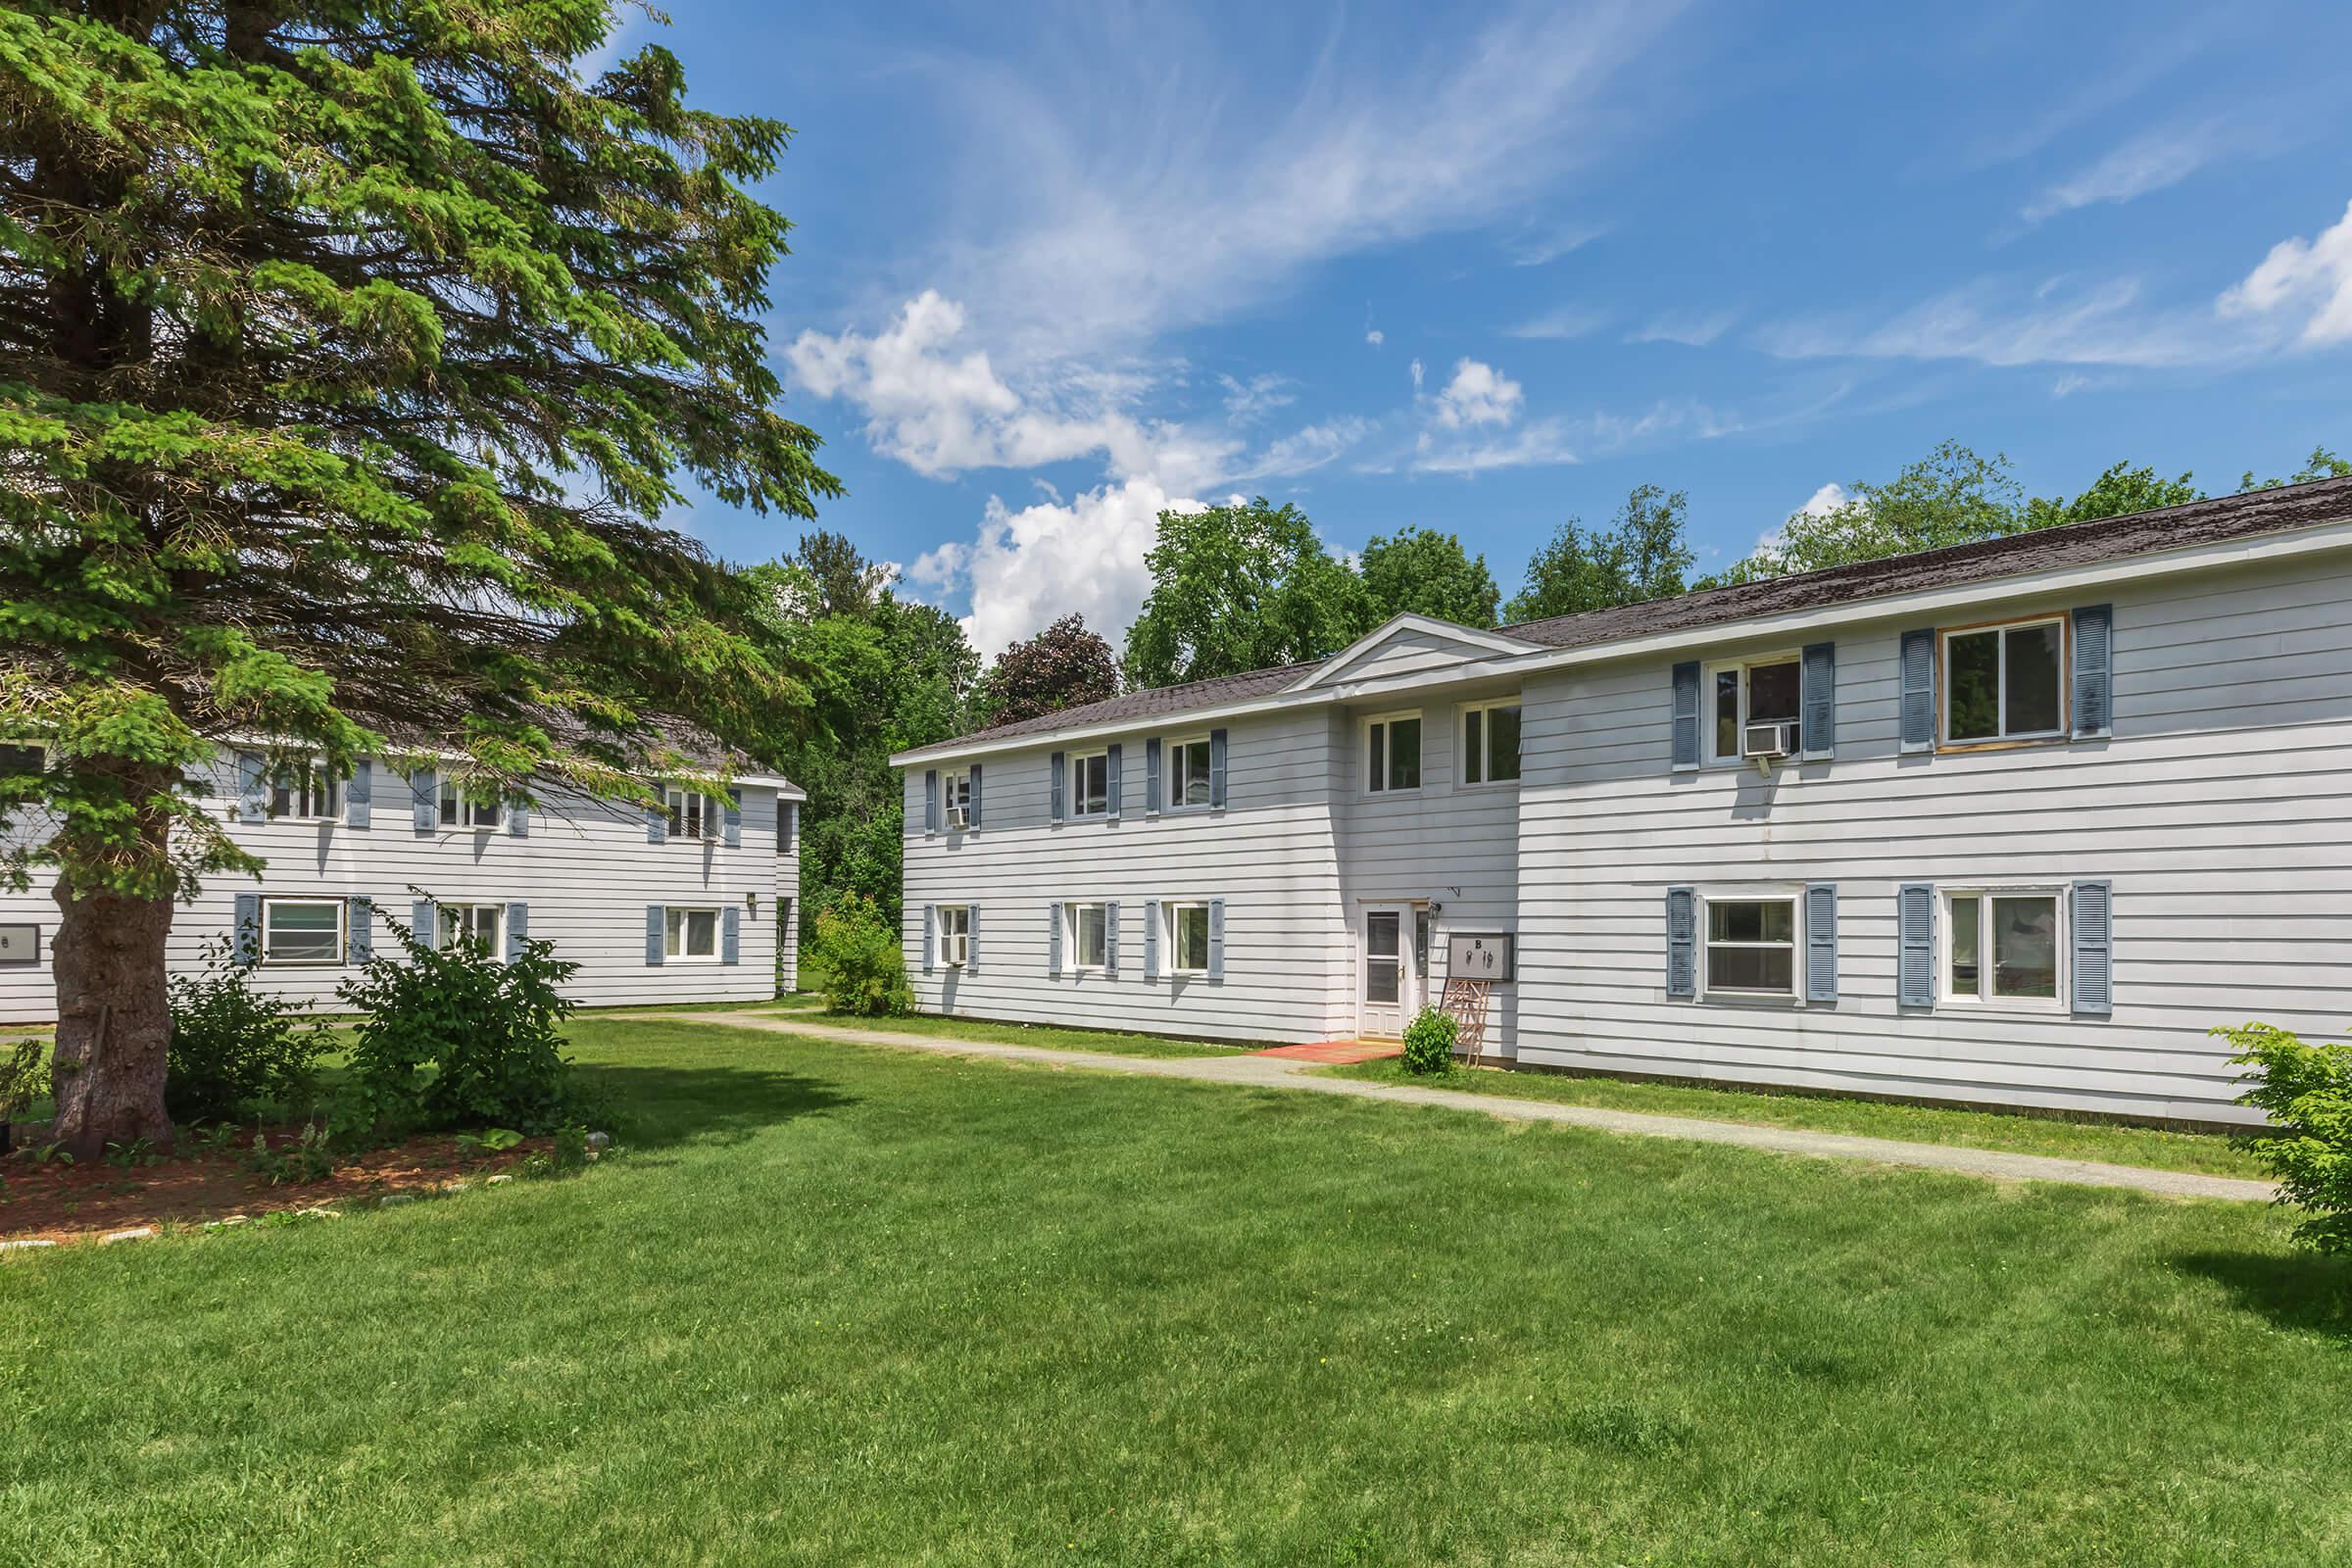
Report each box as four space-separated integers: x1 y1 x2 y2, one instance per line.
1942 617 2065 744
1461 700 1522 785
440 780 501 828
1167 736 1213 809
1944 889 2062 1005
1702 896 1797 997
270 761 339 820
665 785 722 840
437 903 505 957
937 905 970 968
1069 752 1110 817
944 770 973 829
1169 902 1211 974
262 898 346 965
1365 712 1422 794
664 906 720 961
1068 901 1108 969
1708 656 1800 762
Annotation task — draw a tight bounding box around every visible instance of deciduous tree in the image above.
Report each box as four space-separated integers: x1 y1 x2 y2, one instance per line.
977 614 1121 726
1505 484 1694 621
1124 499 1374 687
1358 526 1500 628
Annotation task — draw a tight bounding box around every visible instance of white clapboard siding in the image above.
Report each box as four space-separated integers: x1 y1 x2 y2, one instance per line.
1327 626 1520 684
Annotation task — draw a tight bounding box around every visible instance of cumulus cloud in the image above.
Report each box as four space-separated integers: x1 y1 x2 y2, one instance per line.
1433 359 1524 428
2220 197 2352 347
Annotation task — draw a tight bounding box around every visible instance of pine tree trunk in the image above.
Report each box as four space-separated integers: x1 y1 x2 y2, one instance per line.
49 879 176 1162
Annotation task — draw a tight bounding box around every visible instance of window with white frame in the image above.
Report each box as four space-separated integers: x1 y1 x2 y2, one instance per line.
1068 901 1108 969
1942 617 2066 744
664 906 720 961
1167 736 1213 808
1707 656 1800 762
439 780 501 828
1365 711 1422 793
1069 752 1110 817
1169 902 1211 974
944 770 973 829
1461 699 1522 785
436 903 505 956
936 904 970 967
1701 896 1797 996
270 760 339 820
262 898 346 965
664 785 723 840
1944 889 2063 1004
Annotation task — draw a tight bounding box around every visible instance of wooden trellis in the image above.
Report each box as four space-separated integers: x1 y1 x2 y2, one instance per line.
1439 976 1494 1067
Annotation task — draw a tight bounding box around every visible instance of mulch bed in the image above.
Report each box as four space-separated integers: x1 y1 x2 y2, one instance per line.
0 1126 548 1246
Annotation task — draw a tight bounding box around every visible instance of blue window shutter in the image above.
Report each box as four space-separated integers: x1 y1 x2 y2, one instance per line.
2072 881 2113 1017
1144 899 1161 979
1670 663 1700 772
1804 883 1838 1003
921 905 935 972
1206 899 1225 980
965 906 979 972
413 898 437 952
722 905 741 965
1106 744 1123 820
1899 629 1936 753
1665 887 1695 999
1800 643 1837 760
646 905 664 966
236 752 267 823
1146 738 1162 814
968 765 982 830
723 789 742 848
348 896 373 963
233 892 261 966
345 760 372 828
1897 884 1936 1007
507 798 529 838
1105 901 1121 975
1047 902 1062 976
1051 753 1066 822
1209 729 1229 808
923 769 939 833
646 799 666 844
412 768 436 832
505 903 528 963
2072 605 2113 739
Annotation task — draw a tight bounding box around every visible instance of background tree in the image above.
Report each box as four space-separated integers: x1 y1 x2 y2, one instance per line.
1703 442 2022 585
2243 445 2351 490
975 615 1121 727
0 4 835 1155
1124 499 1375 687
2024 463 2203 529
1505 484 1694 621
795 528 896 618
1357 526 1499 627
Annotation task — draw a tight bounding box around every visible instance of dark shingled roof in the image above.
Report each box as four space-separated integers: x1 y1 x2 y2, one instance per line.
903 475 2352 759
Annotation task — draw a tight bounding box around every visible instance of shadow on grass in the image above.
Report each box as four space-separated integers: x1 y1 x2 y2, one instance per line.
576 1064 859 1153
2174 1250 2352 1339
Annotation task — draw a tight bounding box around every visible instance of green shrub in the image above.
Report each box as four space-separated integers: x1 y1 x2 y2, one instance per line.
1401 1007 1459 1076
0 1038 47 1124
2222 1020 2352 1253
338 897 584 1136
166 935 328 1123
806 893 912 1016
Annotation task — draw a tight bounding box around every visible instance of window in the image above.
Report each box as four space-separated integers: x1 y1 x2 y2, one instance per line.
1167 736 1213 808
0 742 43 778
1461 700 1522 785
664 906 720 961
937 905 970 967
1170 902 1211 974
261 899 346 965
664 785 722 840
1944 890 2062 1005
270 761 339 820
1068 901 1108 969
944 770 973 829
440 780 501 828
1702 897 1796 996
1942 617 2065 744
436 903 504 957
1708 656 1799 762
1069 752 1110 817
1365 712 1422 793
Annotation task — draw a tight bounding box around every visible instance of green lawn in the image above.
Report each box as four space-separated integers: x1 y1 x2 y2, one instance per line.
615 998 1255 1059
3 1018 2345 1566
1323 1056 2270 1179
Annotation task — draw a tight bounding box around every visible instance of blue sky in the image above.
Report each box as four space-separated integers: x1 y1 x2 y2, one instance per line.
621 0 2352 656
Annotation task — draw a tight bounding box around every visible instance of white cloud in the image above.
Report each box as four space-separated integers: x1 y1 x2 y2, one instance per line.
2051 371 2102 398
1507 305 1611 340
1364 327 1386 347
1218 372 1296 425
1409 396 1748 476
1409 357 1425 391
1433 359 1524 429
2220 197 2352 347
2020 119 2263 225
1629 309 1738 347
1754 275 2223 368
1796 482 1850 518
1504 220 1610 267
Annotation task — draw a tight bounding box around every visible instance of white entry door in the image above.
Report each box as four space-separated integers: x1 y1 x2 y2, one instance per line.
1360 904 1414 1037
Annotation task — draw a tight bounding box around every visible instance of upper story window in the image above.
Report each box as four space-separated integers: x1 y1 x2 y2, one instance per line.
1942 617 2065 744
440 780 501 828
0 742 43 779
936 905 970 967
1069 751 1111 817
664 785 722 840
944 770 973 829
1461 700 1522 785
1945 889 2062 1006
1709 656 1800 763
270 761 339 820
1702 896 1796 997
1365 712 1422 794
437 902 505 957
262 898 346 965
1167 736 1213 808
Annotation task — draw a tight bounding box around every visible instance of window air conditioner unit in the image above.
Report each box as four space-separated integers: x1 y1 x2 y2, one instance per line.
1741 720 1798 760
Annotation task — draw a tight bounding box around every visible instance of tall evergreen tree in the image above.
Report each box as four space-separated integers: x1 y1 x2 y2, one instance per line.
0 3 836 1154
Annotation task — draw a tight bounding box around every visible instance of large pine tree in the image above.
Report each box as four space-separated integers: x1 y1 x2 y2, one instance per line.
0 2 836 1154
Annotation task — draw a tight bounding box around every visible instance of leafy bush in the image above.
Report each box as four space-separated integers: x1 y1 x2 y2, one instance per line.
1401 1007 1459 1076
0 1038 47 1123
166 935 328 1123
805 893 912 1016
2223 1020 2352 1253
339 899 584 1136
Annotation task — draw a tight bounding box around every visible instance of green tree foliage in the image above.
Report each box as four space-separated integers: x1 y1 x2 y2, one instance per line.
0 4 835 1153
2024 463 2204 529
1706 443 2023 586
2242 445 2352 491
1358 526 1500 628
975 614 1122 726
1504 484 1695 622
1124 499 1375 687
2220 1020 2352 1254
805 893 913 1016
